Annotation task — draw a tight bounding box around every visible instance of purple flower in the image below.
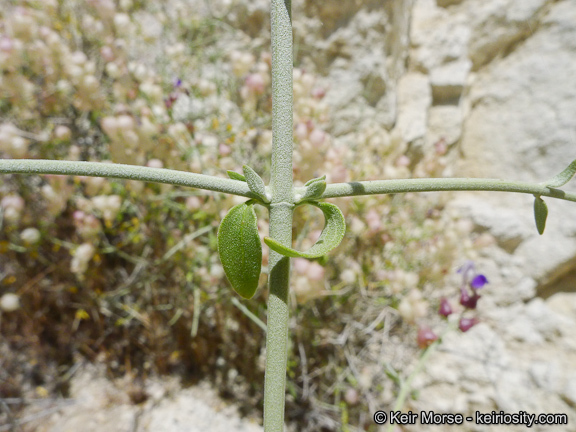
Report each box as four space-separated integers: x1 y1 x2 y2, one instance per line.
173 78 182 88
456 261 488 309
470 274 488 290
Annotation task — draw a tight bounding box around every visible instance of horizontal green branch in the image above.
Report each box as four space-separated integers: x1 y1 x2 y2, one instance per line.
0 159 253 198
3 160 575 205
311 178 576 203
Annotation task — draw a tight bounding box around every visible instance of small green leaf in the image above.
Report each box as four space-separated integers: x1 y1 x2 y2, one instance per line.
227 170 246 182
533 195 548 235
544 159 576 188
264 201 345 259
217 201 262 299
243 165 269 203
304 175 327 187
300 176 327 202
301 181 326 201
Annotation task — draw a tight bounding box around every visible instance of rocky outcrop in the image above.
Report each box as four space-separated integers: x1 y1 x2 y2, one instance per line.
296 0 576 426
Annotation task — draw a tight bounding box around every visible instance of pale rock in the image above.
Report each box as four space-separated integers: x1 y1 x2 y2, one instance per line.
524 297 572 341
394 72 431 143
562 374 576 407
448 196 532 253
410 0 445 48
511 276 538 302
458 0 576 187
437 0 465 7
410 0 470 71
500 297 572 344
504 313 545 344
546 292 576 318
426 105 463 148
422 357 459 384
544 292 576 350
323 69 365 136
29 365 263 432
466 391 491 408
323 68 364 110
514 233 576 286
429 324 510 385
466 0 550 68
429 60 471 103
45 407 136 432
140 384 263 431
297 3 408 134
356 49 388 107
414 389 467 414
299 0 358 37
493 369 534 412
529 361 561 392
326 25 364 61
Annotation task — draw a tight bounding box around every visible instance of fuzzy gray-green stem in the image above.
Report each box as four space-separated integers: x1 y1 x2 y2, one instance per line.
312 178 576 203
264 1 294 431
0 159 253 198
264 204 292 432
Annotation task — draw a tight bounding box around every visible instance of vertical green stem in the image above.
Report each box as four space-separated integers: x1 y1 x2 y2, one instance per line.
269 0 293 204
264 1 293 431
264 218 291 432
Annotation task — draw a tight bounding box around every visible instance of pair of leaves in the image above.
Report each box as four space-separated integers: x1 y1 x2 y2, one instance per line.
532 158 576 235
217 199 346 299
218 200 346 298
219 167 345 298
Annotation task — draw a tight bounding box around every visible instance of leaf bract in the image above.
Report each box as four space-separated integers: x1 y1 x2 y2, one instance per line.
533 195 548 235
243 165 269 203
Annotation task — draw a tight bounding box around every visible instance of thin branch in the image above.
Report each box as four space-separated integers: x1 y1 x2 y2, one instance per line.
308 178 576 203
0 159 254 198
4 161 574 204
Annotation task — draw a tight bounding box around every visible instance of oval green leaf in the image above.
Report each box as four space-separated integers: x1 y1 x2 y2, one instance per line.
243 165 269 203
217 201 262 299
264 201 346 259
544 158 576 188
533 195 548 235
